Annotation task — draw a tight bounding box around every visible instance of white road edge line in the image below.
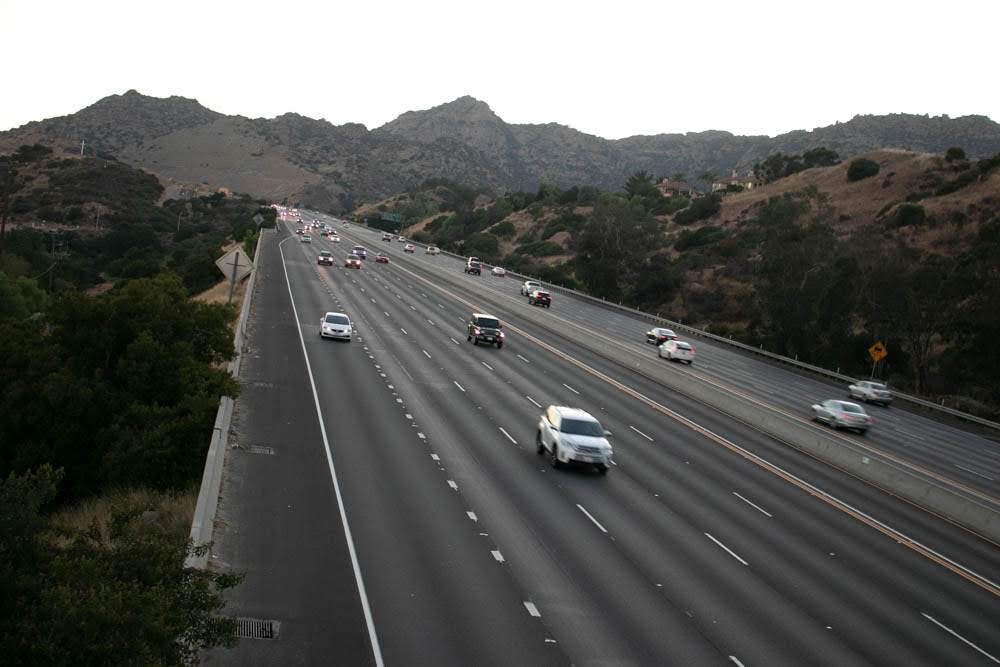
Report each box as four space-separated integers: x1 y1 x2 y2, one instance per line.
733 492 773 518
278 239 384 666
704 532 749 566
629 425 654 442
729 657 747 667
576 503 608 534
562 383 580 395
523 601 541 617
454 380 466 393
922 612 1000 663
954 464 996 481
526 396 542 408
499 427 518 445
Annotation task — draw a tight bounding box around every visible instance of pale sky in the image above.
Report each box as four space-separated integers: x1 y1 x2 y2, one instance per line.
2 0 996 139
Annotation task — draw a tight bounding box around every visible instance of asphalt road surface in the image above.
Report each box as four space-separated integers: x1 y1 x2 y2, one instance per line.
210 219 1000 666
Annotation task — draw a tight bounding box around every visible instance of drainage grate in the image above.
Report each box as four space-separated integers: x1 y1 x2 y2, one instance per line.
247 445 276 456
236 617 280 640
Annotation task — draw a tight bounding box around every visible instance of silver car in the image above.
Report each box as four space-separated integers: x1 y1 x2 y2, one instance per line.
320 312 353 341
812 399 872 434
848 381 892 406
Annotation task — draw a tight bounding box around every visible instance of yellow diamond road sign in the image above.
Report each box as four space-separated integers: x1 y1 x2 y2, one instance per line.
868 341 888 363
215 248 254 283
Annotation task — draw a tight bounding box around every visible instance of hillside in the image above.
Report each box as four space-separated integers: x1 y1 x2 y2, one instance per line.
3 91 999 212
368 149 1000 414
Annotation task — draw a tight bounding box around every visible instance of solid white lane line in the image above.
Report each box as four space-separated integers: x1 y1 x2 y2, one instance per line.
729 657 746 667
482 361 494 371
576 504 608 534
467 511 478 522
517 354 530 363
955 464 996 481
526 396 542 408
278 240 384 666
562 383 580 395
447 480 458 491
499 427 518 445
922 612 1000 663
492 550 505 563
733 492 773 518
704 533 748 566
450 337 461 345
423 350 432 359
454 380 466 392
629 425 654 442
523 601 541 617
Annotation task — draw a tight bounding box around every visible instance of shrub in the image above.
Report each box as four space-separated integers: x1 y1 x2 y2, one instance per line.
518 240 565 257
673 194 721 225
945 147 966 162
847 158 880 182
887 203 926 228
492 220 516 238
674 226 727 251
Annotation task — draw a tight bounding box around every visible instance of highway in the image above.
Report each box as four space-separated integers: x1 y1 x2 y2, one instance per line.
211 218 1000 665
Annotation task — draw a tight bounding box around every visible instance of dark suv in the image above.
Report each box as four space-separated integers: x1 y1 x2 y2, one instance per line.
528 289 551 308
467 312 504 348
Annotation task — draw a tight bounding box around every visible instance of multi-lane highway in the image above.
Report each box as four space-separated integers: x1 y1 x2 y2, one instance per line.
209 218 1000 666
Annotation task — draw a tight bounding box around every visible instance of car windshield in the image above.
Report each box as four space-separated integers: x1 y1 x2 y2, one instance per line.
560 418 605 437
320 252 331 257
840 403 864 413
676 342 692 350
348 255 359 260
476 318 500 329
536 292 550 297
869 383 887 390
325 314 349 325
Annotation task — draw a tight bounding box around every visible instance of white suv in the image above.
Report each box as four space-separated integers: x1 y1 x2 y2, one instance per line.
848 381 892 406
521 280 541 296
537 406 613 474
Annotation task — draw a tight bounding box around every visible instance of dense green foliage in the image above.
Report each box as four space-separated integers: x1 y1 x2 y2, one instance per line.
945 147 966 162
673 194 721 225
753 147 841 184
847 158 881 181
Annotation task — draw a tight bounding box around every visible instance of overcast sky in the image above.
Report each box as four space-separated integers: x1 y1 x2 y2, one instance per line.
2 0 996 139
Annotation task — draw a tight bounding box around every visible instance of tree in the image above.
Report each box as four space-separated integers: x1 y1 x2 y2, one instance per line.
624 171 659 200
575 195 659 300
697 171 718 189
847 158 880 182
945 147 966 162
802 147 841 168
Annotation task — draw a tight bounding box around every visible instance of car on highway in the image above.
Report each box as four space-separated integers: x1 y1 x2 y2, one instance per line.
491 266 506 276
811 399 872 434
528 289 551 308
317 251 334 266
330 234 340 243
375 253 389 264
465 260 482 275
352 245 367 259
345 254 362 269
848 381 893 406
301 234 312 243
467 312 504 348
426 246 440 255
295 228 304 235
658 339 695 364
404 243 416 253
320 312 353 341
536 405 612 474
520 280 541 296
645 327 677 345
398 236 407 243
382 232 393 241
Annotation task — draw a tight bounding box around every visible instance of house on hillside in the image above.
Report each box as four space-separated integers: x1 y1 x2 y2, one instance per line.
712 170 757 193
656 178 696 198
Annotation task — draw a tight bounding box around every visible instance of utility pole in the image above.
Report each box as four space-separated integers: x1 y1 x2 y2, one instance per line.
227 250 240 305
80 139 85 157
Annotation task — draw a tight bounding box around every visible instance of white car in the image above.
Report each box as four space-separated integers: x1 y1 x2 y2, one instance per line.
492 266 506 276
320 312 353 341
537 406 613 474
811 399 872 434
426 246 440 255
848 381 892 406
330 235 340 243
398 236 407 243
658 339 695 364
404 243 415 253
520 280 541 296
301 235 312 243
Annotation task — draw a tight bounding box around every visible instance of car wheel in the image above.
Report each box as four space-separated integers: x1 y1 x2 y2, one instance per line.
467 334 472 341
551 445 562 468
686 360 693 365
598 465 608 476
857 429 867 436
496 341 503 349
536 432 544 455
473 338 478 346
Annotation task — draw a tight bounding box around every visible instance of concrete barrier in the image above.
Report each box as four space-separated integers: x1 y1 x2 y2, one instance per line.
186 230 270 569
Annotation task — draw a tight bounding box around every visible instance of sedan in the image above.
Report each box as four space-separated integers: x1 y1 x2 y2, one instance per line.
812 400 872 434
301 235 312 243
658 339 695 364
645 328 677 345
492 266 506 276
320 312 353 341
404 244 416 253
345 254 362 269
375 253 389 264
317 251 334 266
520 280 541 296
330 235 341 243
848 381 892 406
426 246 440 255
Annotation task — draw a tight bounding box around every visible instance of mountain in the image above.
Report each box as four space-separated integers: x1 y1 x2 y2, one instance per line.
2 91 999 211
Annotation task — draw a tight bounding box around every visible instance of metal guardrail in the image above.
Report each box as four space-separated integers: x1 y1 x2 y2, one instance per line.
186 231 268 569
383 233 999 432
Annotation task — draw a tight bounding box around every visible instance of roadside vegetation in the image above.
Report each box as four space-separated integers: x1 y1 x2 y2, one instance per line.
361 148 1000 416
0 145 262 663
